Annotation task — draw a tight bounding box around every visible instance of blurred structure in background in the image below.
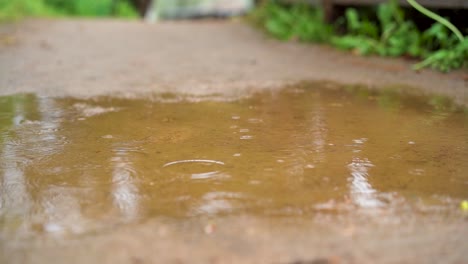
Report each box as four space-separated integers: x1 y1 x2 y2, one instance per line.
130 0 254 22
129 0 153 17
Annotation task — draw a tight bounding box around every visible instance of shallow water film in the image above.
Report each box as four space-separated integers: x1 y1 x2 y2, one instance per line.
1 83 467 238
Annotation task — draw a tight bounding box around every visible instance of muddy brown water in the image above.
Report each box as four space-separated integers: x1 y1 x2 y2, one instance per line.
0 82 467 242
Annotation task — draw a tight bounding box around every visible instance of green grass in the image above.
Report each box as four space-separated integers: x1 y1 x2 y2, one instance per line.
0 0 138 22
0 0 55 21
252 0 467 72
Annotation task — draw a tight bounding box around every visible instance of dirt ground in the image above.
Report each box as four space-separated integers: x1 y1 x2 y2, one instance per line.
0 19 468 264
0 19 466 104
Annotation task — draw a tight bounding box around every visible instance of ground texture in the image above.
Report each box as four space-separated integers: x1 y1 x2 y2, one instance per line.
0 19 467 264
0 19 466 104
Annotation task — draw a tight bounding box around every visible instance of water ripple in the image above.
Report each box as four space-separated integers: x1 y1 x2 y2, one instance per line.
162 159 225 168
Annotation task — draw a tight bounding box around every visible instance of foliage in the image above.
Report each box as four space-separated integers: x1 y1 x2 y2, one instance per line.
44 0 137 18
406 0 467 72
414 38 468 72
0 0 138 22
252 1 332 42
252 0 467 72
407 0 463 42
332 1 422 57
0 0 55 21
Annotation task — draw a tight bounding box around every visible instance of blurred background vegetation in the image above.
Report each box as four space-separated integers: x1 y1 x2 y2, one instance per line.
0 0 138 21
0 0 466 72
252 0 467 72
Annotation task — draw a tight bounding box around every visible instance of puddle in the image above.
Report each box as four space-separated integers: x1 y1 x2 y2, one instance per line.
0 83 467 239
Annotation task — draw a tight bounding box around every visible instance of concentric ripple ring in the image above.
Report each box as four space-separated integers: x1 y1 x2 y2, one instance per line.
162 159 225 168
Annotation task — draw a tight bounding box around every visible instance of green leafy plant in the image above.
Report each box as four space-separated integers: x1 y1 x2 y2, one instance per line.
253 0 467 72
406 0 467 72
331 0 422 57
407 0 463 42
413 38 468 72
254 1 332 42
329 8 380 55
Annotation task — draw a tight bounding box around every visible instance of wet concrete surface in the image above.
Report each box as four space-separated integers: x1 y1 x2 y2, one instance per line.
0 19 466 104
0 19 468 264
1 82 468 263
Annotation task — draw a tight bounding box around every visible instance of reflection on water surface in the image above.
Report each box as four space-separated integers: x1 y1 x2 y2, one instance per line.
0 83 467 238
